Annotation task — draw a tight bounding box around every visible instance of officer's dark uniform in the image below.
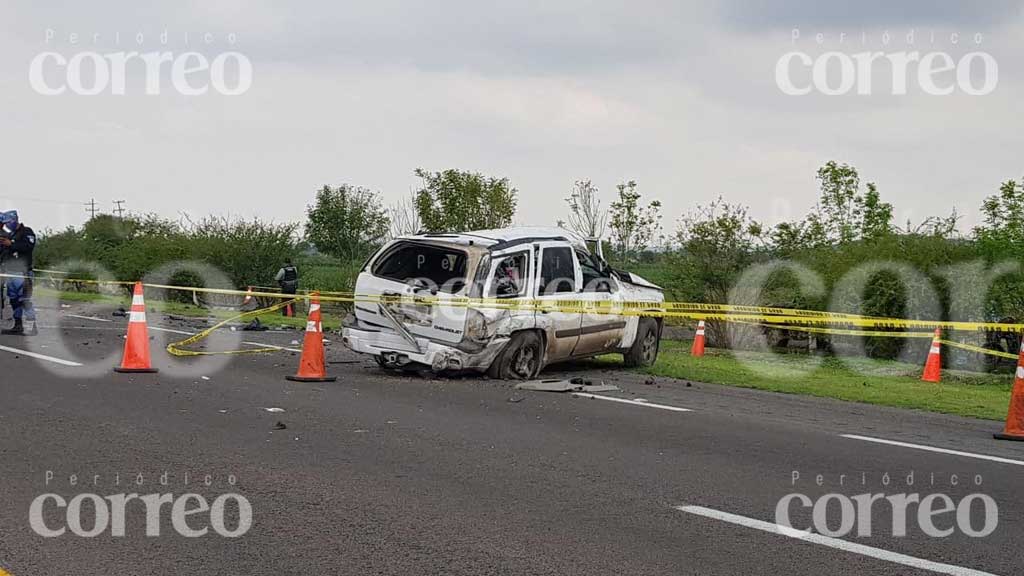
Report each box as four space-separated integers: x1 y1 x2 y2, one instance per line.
277 263 298 316
2 224 36 333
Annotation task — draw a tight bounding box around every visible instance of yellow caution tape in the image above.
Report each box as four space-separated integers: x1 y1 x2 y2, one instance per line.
730 320 937 339
21 272 1024 334
642 311 1024 333
729 321 1019 360
939 339 1020 360
166 299 298 357
26 269 1024 361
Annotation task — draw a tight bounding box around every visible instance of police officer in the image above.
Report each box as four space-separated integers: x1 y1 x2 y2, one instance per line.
0 211 37 335
275 259 299 316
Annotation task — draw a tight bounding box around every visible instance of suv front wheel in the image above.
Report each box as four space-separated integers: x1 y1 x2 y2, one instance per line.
488 331 543 380
624 318 660 368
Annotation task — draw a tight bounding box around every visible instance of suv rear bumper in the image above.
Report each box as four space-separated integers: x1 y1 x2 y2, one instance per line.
342 325 506 372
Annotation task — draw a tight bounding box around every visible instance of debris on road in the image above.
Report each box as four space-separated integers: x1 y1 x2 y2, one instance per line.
272 421 287 430
243 318 268 332
262 407 285 413
515 378 619 394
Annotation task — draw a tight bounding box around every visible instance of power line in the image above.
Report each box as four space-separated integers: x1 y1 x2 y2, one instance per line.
85 198 98 219
0 196 84 207
112 200 126 218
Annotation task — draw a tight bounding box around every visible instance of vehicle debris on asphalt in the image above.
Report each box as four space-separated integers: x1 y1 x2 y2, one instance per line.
515 378 620 394
243 318 269 331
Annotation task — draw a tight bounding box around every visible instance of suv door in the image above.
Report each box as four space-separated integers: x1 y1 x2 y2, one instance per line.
481 247 535 326
534 242 582 360
573 249 627 356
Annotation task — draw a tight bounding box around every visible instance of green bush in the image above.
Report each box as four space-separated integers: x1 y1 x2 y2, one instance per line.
36 214 300 298
299 260 363 293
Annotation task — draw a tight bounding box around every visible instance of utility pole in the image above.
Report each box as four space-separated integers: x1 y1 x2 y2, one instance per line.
112 200 126 218
85 198 98 220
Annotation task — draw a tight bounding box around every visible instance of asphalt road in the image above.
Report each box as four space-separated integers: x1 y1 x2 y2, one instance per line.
0 302 1021 575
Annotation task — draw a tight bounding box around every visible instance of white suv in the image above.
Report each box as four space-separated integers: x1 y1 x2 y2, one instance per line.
341 227 665 379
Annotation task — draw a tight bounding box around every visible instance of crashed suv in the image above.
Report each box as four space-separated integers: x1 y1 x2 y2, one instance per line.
341 227 665 379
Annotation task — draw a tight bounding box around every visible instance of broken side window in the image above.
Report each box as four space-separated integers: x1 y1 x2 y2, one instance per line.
539 246 576 294
488 252 529 298
577 250 613 293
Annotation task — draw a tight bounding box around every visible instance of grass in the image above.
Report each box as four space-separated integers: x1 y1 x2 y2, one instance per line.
34 287 343 331
599 341 1013 421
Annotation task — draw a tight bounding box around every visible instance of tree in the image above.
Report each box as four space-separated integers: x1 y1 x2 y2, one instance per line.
769 220 810 254
388 192 422 239
898 209 961 238
676 198 765 303
673 199 767 347
414 168 517 232
305 184 389 261
563 180 606 239
186 216 298 289
813 161 893 243
607 180 662 264
81 214 143 247
976 179 1024 244
772 161 893 251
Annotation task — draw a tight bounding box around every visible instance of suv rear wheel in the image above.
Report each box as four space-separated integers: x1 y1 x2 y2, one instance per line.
488 331 543 380
624 318 660 368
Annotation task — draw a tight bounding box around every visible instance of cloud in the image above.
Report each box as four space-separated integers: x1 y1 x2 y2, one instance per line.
0 0 1020 236
716 0 1023 30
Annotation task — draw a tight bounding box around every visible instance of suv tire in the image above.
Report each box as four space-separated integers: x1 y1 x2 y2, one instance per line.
488 331 543 380
624 318 660 368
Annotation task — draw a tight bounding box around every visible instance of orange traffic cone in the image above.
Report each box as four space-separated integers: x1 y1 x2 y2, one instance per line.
995 340 1024 441
921 328 942 383
114 282 158 374
286 294 336 383
691 320 706 357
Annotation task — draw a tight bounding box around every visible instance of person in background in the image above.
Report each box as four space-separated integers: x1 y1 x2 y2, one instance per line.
0 211 37 335
275 259 299 316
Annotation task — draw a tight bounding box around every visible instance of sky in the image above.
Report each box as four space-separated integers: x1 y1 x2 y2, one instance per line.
1 0 1022 237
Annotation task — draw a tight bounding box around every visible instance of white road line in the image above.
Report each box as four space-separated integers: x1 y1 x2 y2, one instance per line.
64 314 113 323
840 434 1024 467
0 344 83 367
151 326 301 352
38 325 122 331
571 393 692 412
148 326 193 336
242 341 303 353
675 505 999 576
